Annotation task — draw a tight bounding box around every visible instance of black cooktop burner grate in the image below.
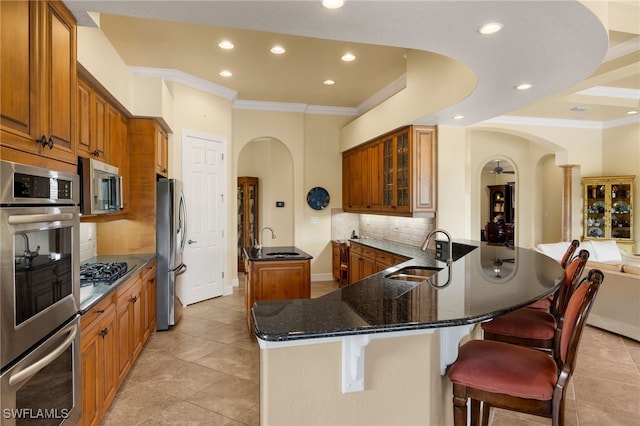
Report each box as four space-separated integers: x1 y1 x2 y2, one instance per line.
80 262 128 284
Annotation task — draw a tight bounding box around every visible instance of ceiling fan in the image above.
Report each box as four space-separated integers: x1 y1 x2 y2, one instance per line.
489 160 515 175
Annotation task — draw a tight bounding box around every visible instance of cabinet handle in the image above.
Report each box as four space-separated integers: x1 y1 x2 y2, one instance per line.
131 296 138 303
37 135 54 149
100 328 109 338
95 309 105 314
92 149 100 157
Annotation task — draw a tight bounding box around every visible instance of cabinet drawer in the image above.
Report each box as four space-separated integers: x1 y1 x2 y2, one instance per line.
350 243 363 255
82 293 115 334
375 250 395 267
362 247 377 260
142 260 156 281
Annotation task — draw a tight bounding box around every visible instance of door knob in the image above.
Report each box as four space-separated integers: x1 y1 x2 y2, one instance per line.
188 239 197 244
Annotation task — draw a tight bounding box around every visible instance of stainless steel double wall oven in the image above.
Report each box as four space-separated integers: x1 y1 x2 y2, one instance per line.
0 161 81 425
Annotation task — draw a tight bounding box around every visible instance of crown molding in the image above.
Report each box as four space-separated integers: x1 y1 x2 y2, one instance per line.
604 36 640 62
483 114 639 129
129 66 238 101
355 73 406 115
576 86 640 99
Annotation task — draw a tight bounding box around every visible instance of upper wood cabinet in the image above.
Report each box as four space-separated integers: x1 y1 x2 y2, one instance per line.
77 77 108 161
343 125 436 216
0 0 77 168
156 127 169 177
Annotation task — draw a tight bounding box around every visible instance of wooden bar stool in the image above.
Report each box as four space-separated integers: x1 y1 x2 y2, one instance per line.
447 269 605 426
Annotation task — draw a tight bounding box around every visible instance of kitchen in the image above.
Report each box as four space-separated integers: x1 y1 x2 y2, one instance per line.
1 0 639 425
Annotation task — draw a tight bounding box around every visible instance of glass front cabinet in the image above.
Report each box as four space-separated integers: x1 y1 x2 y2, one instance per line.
238 177 259 271
582 176 634 247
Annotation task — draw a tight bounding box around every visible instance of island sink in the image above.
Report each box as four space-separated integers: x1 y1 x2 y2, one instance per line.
385 266 443 282
265 251 300 257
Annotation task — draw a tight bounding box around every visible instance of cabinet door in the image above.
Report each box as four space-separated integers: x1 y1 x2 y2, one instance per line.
100 306 118 416
40 0 76 163
369 141 383 210
394 130 411 212
155 126 168 176
349 250 362 283
0 0 39 153
359 145 371 209
77 78 92 155
80 329 99 426
116 294 132 385
411 126 436 212
92 92 107 159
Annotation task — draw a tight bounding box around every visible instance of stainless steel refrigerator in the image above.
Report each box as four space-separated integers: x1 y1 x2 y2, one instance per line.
156 178 187 330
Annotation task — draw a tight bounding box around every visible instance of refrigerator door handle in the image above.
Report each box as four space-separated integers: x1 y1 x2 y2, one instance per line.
178 192 188 254
173 263 187 275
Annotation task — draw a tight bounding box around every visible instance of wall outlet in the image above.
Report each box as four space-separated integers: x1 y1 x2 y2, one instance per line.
310 216 319 224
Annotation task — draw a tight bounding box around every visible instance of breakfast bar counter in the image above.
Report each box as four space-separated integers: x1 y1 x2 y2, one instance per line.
252 240 564 425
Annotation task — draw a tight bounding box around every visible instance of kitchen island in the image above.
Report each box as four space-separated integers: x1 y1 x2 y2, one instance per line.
252 240 564 425
243 246 313 330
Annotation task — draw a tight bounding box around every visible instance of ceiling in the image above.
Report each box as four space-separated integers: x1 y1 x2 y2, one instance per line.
64 1 639 128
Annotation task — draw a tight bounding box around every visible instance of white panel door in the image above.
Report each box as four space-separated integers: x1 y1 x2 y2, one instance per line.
179 130 227 305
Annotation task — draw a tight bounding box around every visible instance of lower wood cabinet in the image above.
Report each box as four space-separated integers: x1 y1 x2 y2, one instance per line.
80 294 117 426
244 258 310 330
80 259 156 425
348 242 408 284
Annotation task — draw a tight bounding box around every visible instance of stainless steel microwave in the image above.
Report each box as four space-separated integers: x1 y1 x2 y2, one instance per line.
79 158 123 215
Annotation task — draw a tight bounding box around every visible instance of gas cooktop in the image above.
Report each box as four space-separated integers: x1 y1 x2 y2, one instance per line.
80 262 128 285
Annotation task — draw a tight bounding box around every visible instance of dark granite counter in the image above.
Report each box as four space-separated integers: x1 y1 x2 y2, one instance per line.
79 253 157 313
243 246 313 261
252 240 564 342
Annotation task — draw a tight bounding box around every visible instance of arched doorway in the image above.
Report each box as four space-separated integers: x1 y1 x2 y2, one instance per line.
237 137 295 250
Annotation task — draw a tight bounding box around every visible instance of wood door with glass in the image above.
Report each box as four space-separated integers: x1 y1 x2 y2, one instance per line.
583 176 634 247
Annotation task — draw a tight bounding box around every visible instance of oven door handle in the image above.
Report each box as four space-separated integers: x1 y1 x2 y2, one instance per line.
8 324 78 387
8 212 75 225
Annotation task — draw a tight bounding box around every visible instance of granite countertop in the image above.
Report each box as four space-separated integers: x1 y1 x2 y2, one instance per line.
252 239 564 342
79 253 157 313
243 246 313 261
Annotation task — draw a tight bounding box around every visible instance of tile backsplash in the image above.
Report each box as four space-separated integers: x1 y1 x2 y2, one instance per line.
79 222 97 261
331 209 434 247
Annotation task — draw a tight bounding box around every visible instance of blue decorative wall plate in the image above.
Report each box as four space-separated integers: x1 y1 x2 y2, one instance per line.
307 187 330 210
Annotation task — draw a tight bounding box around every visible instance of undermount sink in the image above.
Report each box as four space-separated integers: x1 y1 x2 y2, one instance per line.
265 251 300 257
385 266 443 282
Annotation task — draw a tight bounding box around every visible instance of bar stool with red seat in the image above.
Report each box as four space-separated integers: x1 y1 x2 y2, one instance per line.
447 269 604 426
527 239 580 311
480 249 589 352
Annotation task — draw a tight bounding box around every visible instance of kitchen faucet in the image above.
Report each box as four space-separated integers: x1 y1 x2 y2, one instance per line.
255 226 276 250
420 228 453 265
18 233 40 265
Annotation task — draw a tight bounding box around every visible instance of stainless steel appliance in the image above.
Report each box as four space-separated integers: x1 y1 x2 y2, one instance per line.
0 160 81 425
156 179 186 330
78 157 123 215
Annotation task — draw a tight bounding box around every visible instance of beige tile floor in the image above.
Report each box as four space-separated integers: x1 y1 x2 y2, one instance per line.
102 277 640 425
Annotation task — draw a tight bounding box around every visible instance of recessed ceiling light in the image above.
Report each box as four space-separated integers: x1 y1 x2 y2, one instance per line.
270 45 286 54
626 110 639 115
323 79 336 86
341 53 356 62
478 22 503 35
515 83 532 90
322 0 344 9
453 115 464 120
219 70 232 77
218 40 234 50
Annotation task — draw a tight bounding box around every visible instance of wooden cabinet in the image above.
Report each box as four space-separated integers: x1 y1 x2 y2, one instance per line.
348 242 408 283
77 77 109 161
80 294 117 426
342 125 436 216
155 126 169 177
79 260 155 426
331 241 340 280
237 177 259 271
244 257 311 329
141 260 157 342
0 0 77 170
583 176 634 248
116 274 143 385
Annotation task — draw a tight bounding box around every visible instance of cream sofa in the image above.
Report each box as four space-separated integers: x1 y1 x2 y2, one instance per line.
536 240 640 341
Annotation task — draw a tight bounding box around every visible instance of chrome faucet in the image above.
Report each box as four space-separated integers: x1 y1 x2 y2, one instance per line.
255 226 276 250
420 228 453 265
17 233 40 266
